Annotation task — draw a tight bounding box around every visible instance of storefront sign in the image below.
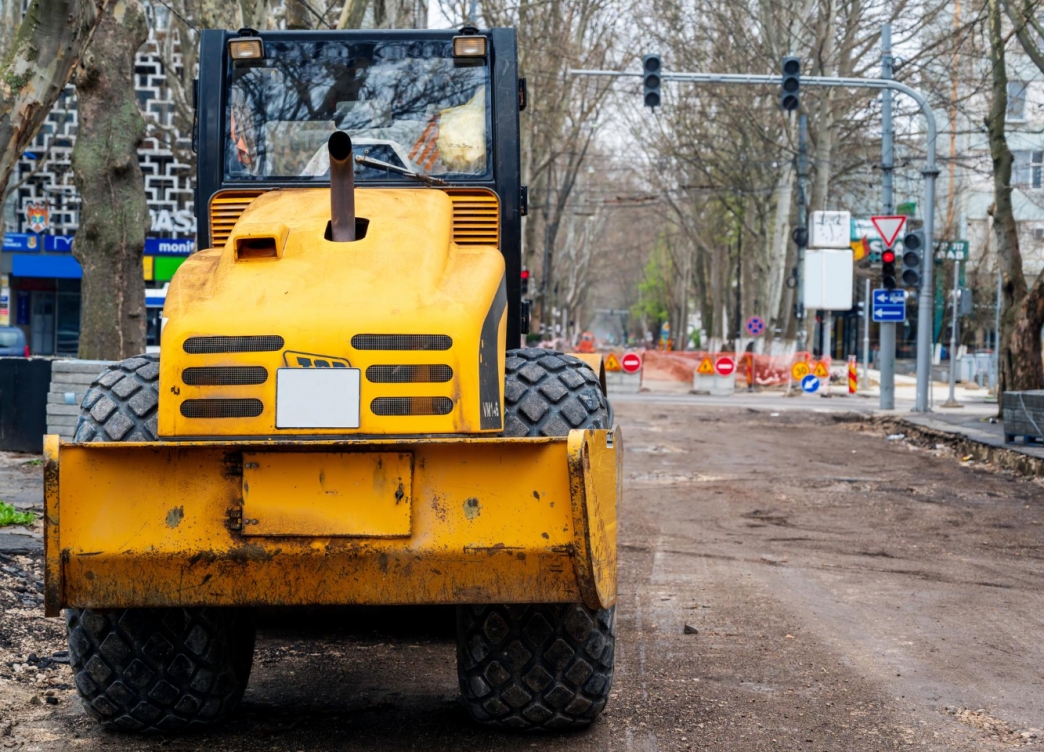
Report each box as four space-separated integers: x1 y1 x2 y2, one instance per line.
44 234 74 252
2 233 39 252
145 237 193 256
0 275 10 326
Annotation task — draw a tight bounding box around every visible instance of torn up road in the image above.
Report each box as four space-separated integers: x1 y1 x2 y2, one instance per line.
2 401 1043 750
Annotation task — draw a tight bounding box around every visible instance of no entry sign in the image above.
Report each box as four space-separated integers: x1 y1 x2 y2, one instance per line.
714 356 736 377
621 351 642 374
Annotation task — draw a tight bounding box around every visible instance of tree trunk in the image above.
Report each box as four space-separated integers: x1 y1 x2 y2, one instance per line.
0 0 105 215
986 0 1042 395
71 0 149 360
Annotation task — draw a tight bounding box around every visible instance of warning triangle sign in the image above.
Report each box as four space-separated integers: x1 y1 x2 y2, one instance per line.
812 360 829 378
696 357 714 375
870 215 906 248
604 353 622 372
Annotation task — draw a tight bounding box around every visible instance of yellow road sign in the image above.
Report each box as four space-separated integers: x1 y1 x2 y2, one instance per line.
696 357 714 375
791 361 810 380
604 353 622 372
813 360 829 379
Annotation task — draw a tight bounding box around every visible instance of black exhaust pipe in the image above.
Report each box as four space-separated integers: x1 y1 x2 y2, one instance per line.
328 131 356 242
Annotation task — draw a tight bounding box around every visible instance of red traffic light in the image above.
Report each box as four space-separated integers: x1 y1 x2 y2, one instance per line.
882 250 895 263
521 269 530 280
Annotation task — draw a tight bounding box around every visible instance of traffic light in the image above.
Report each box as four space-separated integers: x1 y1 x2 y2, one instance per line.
882 247 897 290
781 56 800 111
901 229 923 288
643 54 661 109
521 268 530 295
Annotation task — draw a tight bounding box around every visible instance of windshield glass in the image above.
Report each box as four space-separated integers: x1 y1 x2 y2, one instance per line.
0 331 21 348
225 39 490 181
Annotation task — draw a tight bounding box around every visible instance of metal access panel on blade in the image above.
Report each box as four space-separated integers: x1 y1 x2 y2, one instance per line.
241 451 413 537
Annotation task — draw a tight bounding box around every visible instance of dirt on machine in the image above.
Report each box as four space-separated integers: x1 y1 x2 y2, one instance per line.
43 25 620 734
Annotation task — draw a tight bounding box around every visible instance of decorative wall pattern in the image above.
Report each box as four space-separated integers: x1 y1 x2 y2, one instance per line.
5 8 195 239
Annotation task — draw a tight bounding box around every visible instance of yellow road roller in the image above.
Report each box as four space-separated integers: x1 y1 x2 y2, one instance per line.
44 25 620 733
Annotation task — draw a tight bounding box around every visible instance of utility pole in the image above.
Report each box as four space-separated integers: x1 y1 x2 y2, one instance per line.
879 24 896 410
795 114 809 351
942 258 963 407
863 277 871 387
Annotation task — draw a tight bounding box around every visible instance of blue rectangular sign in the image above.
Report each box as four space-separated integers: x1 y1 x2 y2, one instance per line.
2 233 39 252
872 288 906 322
145 237 193 256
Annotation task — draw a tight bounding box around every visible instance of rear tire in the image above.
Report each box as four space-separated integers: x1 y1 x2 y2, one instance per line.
67 355 256 732
456 604 616 730
502 348 611 436
66 607 256 732
455 350 617 730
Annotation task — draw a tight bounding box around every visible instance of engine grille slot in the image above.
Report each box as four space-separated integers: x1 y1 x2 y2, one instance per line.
184 336 284 354
210 190 266 248
180 399 264 419
182 366 268 386
446 189 499 246
351 334 451 351
366 365 453 383
370 397 453 416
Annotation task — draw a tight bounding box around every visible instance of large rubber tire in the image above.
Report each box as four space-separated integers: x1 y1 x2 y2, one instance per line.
73 353 160 442
67 355 256 732
455 349 617 730
502 348 611 437
456 604 616 730
66 607 256 732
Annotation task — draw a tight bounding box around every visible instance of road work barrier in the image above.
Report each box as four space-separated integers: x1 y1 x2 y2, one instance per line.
636 349 799 390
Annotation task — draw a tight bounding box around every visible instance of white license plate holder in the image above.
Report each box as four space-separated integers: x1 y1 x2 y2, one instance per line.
275 368 361 429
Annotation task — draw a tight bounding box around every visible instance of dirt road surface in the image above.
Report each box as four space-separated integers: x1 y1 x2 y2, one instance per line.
2 401 1043 750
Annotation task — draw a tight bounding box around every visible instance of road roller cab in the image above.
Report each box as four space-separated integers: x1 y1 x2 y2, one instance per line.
44 26 620 733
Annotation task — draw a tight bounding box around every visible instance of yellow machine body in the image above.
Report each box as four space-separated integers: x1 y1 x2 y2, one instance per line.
161 187 507 437
45 185 621 618
43 429 621 616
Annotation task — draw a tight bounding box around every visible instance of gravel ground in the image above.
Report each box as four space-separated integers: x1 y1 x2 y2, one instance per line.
1 401 1043 750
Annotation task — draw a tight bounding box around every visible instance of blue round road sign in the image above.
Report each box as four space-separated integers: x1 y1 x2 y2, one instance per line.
745 315 765 337
800 374 820 393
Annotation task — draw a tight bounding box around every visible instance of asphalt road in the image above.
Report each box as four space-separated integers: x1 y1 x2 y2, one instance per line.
2 401 1043 750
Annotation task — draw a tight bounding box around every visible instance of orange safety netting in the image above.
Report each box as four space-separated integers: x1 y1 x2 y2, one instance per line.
607 350 834 388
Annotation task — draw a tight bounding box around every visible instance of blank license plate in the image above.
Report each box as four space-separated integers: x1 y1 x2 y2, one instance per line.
276 367 360 429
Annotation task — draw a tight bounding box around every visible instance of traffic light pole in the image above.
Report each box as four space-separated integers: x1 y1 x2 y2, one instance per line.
795 114 808 352
879 25 896 411
570 64 939 412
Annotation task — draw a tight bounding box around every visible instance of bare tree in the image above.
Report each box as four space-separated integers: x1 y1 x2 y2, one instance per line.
0 0 110 238
72 0 151 359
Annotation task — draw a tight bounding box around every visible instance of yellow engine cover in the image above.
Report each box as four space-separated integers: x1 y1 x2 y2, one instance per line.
160 188 506 437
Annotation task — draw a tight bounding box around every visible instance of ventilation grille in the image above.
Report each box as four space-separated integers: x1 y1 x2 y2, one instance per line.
351 334 452 351
210 190 266 248
371 397 453 416
447 190 499 246
180 399 264 419
366 365 453 383
182 366 268 386
184 336 284 354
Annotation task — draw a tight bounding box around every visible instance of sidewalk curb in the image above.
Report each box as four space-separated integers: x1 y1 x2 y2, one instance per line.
878 416 1044 478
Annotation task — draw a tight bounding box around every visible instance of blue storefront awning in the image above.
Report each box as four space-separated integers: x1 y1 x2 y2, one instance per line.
12 254 82 279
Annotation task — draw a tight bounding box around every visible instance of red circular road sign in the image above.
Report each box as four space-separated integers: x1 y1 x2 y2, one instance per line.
621 351 643 374
714 356 736 377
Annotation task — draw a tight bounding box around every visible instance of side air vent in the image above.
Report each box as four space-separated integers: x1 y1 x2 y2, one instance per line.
210 190 266 248
446 189 499 246
182 366 268 386
371 397 454 416
366 365 453 383
351 334 452 351
184 336 284 354
180 399 264 419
